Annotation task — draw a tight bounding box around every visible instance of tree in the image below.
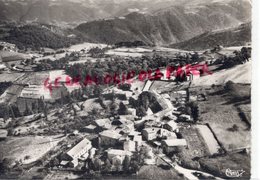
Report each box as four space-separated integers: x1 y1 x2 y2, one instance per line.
49 157 59 167
0 158 12 173
136 106 147 117
103 159 112 172
24 155 30 160
227 124 239 132
118 84 131 91
113 158 121 172
118 102 127 115
93 85 102 97
93 158 102 171
241 47 250 61
129 158 140 173
123 155 131 172
91 108 99 116
129 97 136 108
187 102 199 122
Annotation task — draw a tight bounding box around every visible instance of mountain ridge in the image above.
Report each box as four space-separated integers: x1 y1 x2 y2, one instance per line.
170 22 251 50
75 0 251 45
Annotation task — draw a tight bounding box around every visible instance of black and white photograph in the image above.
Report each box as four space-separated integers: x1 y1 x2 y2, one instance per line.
0 0 255 179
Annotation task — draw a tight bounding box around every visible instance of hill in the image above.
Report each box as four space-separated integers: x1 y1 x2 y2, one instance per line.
171 22 251 51
0 23 84 49
75 0 251 45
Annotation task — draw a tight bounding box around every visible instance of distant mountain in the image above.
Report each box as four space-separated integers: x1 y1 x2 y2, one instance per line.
170 22 251 50
0 0 251 27
0 0 208 26
75 0 251 45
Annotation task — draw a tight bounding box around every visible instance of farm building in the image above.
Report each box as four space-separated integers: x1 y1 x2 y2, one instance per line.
62 138 92 167
106 149 132 164
161 139 187 154
158 129 177 139
94 118 112 131
124 140 136 152
99 130 122 146
83 124 97 133
142 128 160 141
163 120 178 132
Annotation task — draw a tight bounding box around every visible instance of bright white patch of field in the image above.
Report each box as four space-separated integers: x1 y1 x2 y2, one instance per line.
35 52 66 62
48 70 81 92
114 47 153 53
197 124 220 155
0 51 31 62
68 42 108 52
154 46 191 53
105 50 143 57
105 47 153 57
68 57 102 65
191 61 251 86
48 70 67 82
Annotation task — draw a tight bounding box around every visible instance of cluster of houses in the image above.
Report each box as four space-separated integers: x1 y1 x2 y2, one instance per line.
55 88 194 170
58 115 148 169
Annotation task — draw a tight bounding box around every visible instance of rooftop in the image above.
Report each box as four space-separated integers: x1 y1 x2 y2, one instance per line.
95 118 112 129
166 120 178 128
67 138 92 158
106 149 132 156
85 124 97 130
0 129 8 138
99 130 122 139
143 127 160 133
163 139 187 147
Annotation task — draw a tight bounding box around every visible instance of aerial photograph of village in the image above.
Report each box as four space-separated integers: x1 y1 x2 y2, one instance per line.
0 0 252 179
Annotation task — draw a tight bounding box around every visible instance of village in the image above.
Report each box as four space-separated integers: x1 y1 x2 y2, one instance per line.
0 40 251 179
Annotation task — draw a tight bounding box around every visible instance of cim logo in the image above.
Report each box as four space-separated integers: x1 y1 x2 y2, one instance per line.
225 168 245 178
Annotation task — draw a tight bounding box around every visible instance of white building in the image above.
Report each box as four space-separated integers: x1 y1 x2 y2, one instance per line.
65 138 92 167
142 128 160 141
124 140 136 152
163 120 178 132
106 149 132 164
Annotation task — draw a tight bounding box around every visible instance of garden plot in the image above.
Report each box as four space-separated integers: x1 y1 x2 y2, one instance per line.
0 135 64 165
196 125 221 155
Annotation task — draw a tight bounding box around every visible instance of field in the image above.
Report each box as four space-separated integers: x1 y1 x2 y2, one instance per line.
0 72 25 83
193 84 251 152
68 56 103 65
0 135 64 165
138 165 187 180
191 61 251 86
177 125 210 169
14 72 49 85
0 51 30 62
196 125 220 155
149 81 177 93
0 84 24 104
67 42 108 52
199 152 251 179
44 171 81 180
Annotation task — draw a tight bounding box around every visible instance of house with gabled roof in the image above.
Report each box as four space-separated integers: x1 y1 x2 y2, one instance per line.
99 130 122 146
162 139 187 154
62 138 92 167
